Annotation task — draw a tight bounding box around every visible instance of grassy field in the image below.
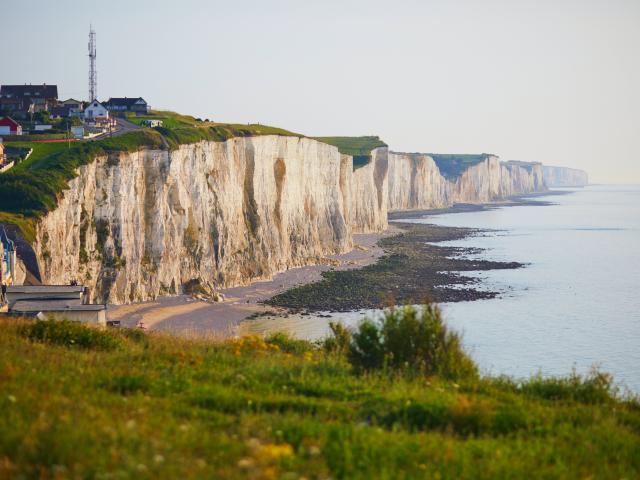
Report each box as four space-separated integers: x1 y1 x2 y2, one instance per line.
0 313 638 479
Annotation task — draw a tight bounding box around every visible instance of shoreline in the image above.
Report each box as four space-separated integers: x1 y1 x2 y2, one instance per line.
107 229 397 336
109 194 557 336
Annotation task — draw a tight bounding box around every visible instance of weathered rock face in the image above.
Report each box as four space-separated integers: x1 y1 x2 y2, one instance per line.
32 136 372 303
543 166 589 187
451 157 546 203
349 147 389 232
387 152 450 210
387 154 547 211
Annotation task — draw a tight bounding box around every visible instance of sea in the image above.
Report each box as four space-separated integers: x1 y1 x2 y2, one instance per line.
242 185 640 392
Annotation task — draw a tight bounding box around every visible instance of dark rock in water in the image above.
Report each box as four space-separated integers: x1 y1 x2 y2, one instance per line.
265 222 523 312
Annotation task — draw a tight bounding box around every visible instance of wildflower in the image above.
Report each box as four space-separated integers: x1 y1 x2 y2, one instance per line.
257 443 294 462
237 457 255 470
153 454 164 464
308 445 321 456
7 395 16 403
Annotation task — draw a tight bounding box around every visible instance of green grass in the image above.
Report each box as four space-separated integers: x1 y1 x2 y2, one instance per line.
315 136 387 169
428 154 490 179
0 112 303 241
0 317 638 479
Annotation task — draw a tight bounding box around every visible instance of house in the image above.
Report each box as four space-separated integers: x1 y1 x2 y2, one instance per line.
0 117 22 136
84 100 109 122
4 285 107 325
58 99 84 118
103 97 149 114
60 98 83 110
0 84 58 117
50 106 72 119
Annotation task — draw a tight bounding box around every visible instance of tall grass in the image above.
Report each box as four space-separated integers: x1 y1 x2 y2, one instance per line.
0 316 638 479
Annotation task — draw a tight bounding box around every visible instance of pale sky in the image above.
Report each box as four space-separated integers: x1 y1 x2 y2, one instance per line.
3 0 639 183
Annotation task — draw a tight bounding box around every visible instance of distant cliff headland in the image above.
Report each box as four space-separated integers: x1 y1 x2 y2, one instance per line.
0 111 588 304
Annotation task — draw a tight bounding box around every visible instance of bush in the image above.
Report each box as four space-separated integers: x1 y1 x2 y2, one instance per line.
20 319 121 351
265 332 314 354
518 368 617 404
322 322 351 356
334 303 478 380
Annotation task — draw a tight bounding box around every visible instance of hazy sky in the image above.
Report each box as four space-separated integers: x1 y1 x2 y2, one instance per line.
3 0 639 183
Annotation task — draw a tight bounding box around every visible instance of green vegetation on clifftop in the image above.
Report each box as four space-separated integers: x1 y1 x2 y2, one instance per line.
314 136 387 169
429 154 490 179
0 309 638 479
0 112 302 241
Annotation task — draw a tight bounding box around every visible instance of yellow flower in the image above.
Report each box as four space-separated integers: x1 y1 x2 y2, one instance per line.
257 443 294 462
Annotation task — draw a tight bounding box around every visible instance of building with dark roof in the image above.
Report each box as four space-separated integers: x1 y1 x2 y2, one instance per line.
0 84 59 117
4 285 107 325
102 97 149 114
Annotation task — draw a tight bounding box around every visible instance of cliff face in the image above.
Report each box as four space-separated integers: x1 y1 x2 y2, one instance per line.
387 152 449 210
388 154 547 211
543 166 589 187
16 132 581 305
349 147 389 233
31 136 370 303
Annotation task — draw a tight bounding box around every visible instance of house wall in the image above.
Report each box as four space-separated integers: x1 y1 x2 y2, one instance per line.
44 310 106 325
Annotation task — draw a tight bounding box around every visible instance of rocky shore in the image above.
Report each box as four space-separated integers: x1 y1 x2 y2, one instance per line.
266 222 523 312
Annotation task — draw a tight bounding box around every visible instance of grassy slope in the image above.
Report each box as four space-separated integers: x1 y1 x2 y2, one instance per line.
0 319 638 479
314 136 387 169
0 112 303 242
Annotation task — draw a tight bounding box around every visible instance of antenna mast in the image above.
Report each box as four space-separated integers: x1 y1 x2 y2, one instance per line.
88 25 97 101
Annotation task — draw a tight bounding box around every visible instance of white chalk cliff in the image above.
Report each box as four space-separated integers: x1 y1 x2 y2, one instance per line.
387 153 547 211
32 136 382 303
18 135 580 304
542 166 589 187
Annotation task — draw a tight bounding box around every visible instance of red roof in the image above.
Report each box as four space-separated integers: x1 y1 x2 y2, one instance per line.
0 117 20 128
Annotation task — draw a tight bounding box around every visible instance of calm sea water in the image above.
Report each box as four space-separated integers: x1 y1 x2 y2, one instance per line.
242 185 640 392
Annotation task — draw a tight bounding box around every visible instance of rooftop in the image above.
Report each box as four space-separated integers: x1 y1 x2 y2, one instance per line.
5 285 86 294
0 84 58 99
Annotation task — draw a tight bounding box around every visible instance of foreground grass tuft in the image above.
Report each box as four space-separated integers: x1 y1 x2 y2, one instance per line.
0 316 638 479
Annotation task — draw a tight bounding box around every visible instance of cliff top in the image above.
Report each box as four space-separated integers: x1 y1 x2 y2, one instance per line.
429 153 493 179
313 136 388 169
0 111 310 242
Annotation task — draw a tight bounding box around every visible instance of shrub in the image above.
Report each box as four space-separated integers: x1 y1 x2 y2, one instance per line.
322 322 351 356
20 319 121 351
338 303 477 379
518 368 617 404
98 374 150 395
265 332 314 354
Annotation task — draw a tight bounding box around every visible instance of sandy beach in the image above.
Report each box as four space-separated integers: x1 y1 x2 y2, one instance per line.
108 229 397 336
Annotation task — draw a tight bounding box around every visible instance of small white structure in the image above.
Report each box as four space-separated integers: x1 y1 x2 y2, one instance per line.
4 285 107 326
141 119 163 128
34 124 53 131
71 126 85 139
84 100 109 122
